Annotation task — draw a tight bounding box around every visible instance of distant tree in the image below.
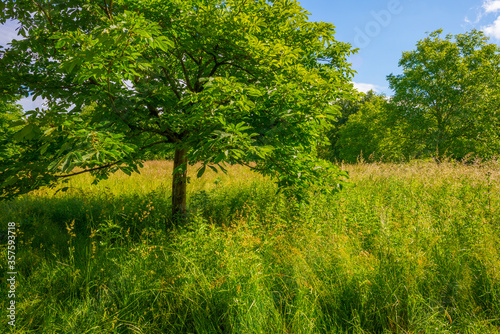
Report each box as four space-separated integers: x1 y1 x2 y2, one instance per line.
0 0 356 224
334 92 408 163
319 90 372 160
387 29 500 160
319 90 407 162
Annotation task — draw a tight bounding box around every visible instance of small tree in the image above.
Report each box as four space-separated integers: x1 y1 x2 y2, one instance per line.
0 0 355 224
387 29 500 160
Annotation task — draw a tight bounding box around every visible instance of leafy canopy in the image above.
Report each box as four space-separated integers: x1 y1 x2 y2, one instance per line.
334 92 408 163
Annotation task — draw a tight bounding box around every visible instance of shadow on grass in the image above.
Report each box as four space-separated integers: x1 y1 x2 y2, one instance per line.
1 181 285 254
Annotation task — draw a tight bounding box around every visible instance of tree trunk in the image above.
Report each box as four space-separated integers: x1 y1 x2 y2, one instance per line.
171 148 188 225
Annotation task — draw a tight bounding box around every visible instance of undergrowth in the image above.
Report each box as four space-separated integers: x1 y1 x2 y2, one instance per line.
1 160 499 333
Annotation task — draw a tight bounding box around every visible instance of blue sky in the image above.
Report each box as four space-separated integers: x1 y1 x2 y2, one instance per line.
299 0 500 95
1 0 500 110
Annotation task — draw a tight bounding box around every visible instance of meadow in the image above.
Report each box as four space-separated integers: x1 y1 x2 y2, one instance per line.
1 160 499 333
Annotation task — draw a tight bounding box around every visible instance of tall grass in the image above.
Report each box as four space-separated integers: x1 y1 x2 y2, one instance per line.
1 160 499 333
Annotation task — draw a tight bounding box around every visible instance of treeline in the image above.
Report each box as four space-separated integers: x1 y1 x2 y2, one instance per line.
2 30 499 166
322 29 500 163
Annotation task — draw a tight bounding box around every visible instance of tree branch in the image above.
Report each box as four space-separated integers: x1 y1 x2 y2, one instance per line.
178 53 194 91
56 162 119 178
152 50 182 100
55 139 170 179
32 0 53 27
139 140 170 150
98 0 113 20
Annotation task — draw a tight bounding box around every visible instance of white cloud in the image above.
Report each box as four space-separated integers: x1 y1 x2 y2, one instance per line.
470 1 500 40
464 14 483 25
483 16 500 39
352 82 382 93
483 0 500 13
0 20 21 47
18 96 47 112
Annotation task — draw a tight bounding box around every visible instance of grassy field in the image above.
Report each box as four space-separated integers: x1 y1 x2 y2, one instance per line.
1 160 499 333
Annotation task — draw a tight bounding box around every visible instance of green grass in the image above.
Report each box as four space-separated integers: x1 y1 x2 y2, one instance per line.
1 160 499 333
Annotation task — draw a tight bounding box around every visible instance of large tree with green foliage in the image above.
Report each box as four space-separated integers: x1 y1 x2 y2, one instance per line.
387 29 500 160
0 0 355 223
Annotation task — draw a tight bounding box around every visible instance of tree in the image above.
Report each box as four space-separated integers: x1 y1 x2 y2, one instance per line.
387 29 500 160
320 90 383 161
334 92 408 163
0 0 356 224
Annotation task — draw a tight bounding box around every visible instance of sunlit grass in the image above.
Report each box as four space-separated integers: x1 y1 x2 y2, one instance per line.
1 160 499 333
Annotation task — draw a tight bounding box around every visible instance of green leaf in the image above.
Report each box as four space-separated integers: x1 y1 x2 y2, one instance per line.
40 143 50 155
196 165 206 178
13 124 37 142
9 120 26 127
214 152 226 164
2 175 18 187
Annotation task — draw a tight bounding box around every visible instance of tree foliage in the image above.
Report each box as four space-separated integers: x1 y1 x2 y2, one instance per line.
320 91 391 162
323 91 408 163
0 0 356 222
335 92 400 162
387 29 500 160
0 98 24 161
